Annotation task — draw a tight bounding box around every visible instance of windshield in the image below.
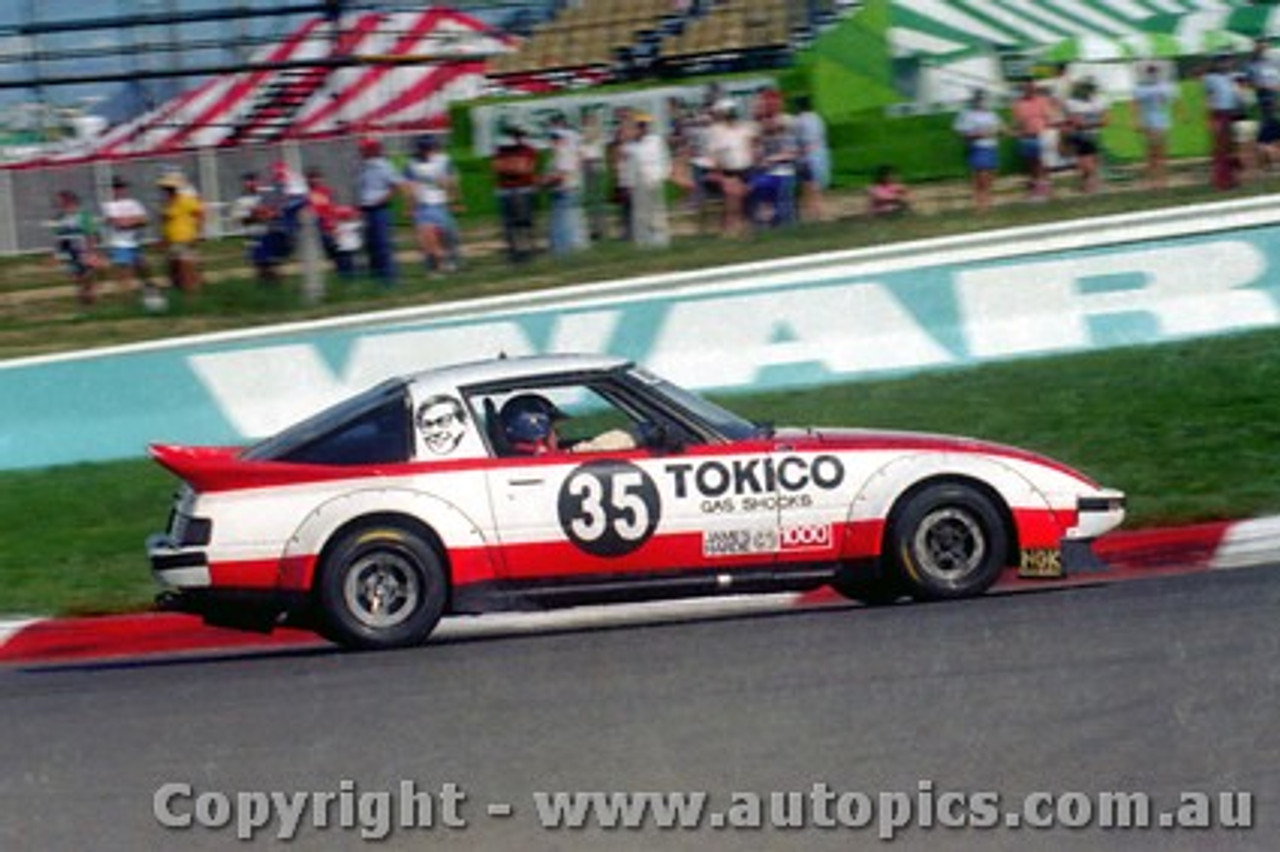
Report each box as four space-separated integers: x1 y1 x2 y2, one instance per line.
628 368 760 441
242 379 410 464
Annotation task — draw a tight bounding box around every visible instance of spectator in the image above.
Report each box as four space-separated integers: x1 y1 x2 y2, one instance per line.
793 94 830 221
665 96 697 209
403 134 460 274
750 112 800 227
867 165 911 217
755 86 784 124
544 115 589 256
1042 62 1074 172
157 172 204 294
581 109 609 241
1248 39 1280 171
1130 62 1179 189
707 99 755 236
52 190 100 306
256 162 308 279
306 166 354 279
492 124 540 263
230 171 277 284
628 112 672 248
688 86 724 221
268 161 310 257
953 88 1004 212
1011 80 1054 198
356 136 402 283
608 106 638 241
100 176 156 302
1064 77 1108 194
331 205 363 278
1232 72 1260 179
1203 53 1243 190
678 97 712 217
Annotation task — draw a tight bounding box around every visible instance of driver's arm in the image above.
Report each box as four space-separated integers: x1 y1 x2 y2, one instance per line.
570 428 637 453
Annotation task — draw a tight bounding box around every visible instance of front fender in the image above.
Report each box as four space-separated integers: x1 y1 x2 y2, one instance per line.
843 453 1069 557
278 487 499 591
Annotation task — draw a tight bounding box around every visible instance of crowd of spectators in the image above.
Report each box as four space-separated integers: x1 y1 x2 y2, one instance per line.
487 85 834 260
51 171 203 309
53 43 1280 309
954 40 1280 210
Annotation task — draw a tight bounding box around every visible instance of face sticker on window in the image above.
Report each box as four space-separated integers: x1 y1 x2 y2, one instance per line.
416 395 468 456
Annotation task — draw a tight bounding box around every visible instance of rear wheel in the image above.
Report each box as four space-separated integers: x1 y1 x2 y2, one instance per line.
318 524 447 650
889 483 1008 601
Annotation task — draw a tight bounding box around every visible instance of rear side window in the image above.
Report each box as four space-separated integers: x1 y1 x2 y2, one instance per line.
244 381 412 466
279 396 410 466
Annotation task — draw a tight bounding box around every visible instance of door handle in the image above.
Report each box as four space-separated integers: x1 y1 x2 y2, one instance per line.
507 477 545 487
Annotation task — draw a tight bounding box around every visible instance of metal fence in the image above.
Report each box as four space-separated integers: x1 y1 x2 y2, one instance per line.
0 134 423 257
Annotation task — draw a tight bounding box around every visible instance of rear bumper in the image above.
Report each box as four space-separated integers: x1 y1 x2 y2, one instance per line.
146 532 211 589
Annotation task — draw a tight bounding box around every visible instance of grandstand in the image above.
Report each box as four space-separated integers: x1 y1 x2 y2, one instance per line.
486 0 852 89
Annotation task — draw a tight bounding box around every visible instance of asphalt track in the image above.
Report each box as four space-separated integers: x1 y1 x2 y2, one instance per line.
2 566 1277 851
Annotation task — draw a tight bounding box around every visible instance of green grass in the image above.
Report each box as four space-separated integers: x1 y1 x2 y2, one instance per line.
5 326 1280 617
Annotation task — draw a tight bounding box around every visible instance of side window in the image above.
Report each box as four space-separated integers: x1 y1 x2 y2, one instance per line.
471 383 638 458
279 396 410 466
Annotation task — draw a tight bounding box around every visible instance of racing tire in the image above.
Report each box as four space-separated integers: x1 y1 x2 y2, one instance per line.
317 524 447 650
888 483 1008 601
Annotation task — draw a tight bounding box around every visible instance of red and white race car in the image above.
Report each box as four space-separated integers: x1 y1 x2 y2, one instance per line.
147 354 1125 649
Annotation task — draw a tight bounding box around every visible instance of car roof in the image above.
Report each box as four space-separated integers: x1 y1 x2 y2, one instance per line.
404 353 633 389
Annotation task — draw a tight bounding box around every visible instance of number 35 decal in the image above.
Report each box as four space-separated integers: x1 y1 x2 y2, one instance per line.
558 461 662 556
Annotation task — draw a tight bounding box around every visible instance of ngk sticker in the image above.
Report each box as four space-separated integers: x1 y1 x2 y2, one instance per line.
779 522 832 552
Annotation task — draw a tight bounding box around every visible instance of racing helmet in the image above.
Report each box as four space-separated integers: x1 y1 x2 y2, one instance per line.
499 393 565 451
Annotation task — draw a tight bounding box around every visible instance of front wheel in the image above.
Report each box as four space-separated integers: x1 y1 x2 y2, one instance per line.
889 483 1009 601
317 524 447 650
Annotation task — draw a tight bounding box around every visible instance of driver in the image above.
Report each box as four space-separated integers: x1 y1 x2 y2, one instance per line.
499 393 637 455
500 393 562 455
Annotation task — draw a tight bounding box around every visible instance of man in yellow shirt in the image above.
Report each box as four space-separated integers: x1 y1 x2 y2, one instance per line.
158 173 205 293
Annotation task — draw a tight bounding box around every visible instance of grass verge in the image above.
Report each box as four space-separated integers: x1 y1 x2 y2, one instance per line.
3 327 1279 617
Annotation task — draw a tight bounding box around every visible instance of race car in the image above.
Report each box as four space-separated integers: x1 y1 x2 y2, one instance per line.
147 354 1126 649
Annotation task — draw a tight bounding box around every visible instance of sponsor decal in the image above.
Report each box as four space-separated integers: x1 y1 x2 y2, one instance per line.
703 528 777 558
779 522 833 552
558 460 661 557
416 395 469 456
665 455 845 514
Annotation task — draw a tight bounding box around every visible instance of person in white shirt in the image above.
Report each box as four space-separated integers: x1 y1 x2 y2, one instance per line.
101 175 154 298
707 99 756 236
229 170 276 283
544 114 589 256
953 88 1005 211
402 134 459 274
627 113 672 248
